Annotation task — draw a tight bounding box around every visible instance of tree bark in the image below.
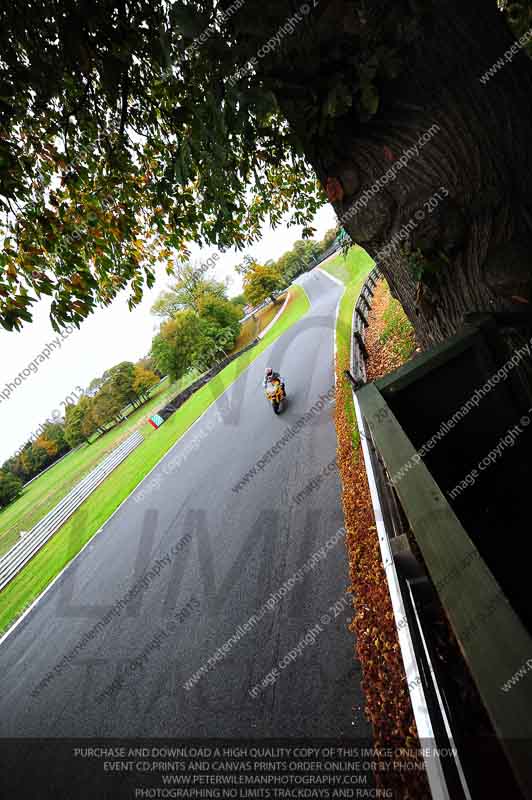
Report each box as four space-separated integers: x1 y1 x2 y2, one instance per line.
265 0 532 350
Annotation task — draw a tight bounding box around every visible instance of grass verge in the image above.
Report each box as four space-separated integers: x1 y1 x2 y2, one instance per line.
379 286 416 362
321 245 374 448
0 284 309 635
231 293 287 352
0 292 295 554
0 375 194 556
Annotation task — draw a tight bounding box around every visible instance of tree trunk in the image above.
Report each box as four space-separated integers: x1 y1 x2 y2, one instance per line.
266 0 532 350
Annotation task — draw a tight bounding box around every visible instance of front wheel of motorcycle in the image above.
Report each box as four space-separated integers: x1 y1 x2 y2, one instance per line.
273 402 280 414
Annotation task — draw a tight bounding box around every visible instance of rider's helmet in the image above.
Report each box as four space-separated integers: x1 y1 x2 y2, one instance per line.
265 367 273 379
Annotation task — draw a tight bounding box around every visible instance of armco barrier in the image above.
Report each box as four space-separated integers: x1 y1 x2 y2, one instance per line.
0 431 144 592
351 265 382 385
154 339 260 423
349 274 532 797
347 269 463 798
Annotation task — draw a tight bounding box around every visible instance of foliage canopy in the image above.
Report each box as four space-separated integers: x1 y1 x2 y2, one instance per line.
0 0 324 331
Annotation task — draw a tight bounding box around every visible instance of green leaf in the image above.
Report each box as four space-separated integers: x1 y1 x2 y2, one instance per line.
170 5 211 39
323 79 353 118
360 83 379 116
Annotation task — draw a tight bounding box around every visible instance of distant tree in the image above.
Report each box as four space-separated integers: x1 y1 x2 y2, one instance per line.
26 437 60 477
234 254 257 278
197 294 241 339
276 239 321 283
151 311 205 380
151 262 227 318
80 397 101 440
64 403 85 448
136 355 163 378
3 447 31 481
0 456 17 480
106 361 138 407
196 319 234 366
133 365 160 400
151 322 178 378
319 227 339 253
87 375 106 397
18 445 44 476
230 293 246 307
150 289 184 320
0 471 23 509
91 384 125 431
64 396 96 447
1 418 67 483
33 436 59 460
40 422 68 455
18 448 34 481
243 263 283 307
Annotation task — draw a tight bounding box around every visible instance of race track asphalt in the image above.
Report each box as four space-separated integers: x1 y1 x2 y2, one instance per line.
0 269 369 743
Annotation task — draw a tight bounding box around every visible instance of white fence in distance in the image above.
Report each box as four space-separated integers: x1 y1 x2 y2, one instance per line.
0 431 144 593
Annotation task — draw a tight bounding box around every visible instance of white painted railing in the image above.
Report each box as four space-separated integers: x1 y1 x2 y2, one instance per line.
0 431 144 592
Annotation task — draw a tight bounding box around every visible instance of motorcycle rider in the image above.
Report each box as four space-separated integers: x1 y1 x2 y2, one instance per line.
264 367 286 397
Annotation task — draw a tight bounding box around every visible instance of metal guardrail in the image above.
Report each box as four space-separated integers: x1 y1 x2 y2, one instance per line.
356 331 532 798
0 431 144 592
238 245 343 324
239 295 280 324
309 240 342 268
346 268 469 800
350 265 382 386
348 272 532 797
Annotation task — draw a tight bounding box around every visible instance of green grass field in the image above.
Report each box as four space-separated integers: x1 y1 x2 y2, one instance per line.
319 245 371 286
0 374 194 556
231 292 287 352
320 246 374 445
379 287 416 361
0 284 309 635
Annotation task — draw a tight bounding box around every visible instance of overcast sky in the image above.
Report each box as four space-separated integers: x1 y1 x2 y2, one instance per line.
0 204 337 464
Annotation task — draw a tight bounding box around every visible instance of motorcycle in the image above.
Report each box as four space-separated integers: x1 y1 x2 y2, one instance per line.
264 379 286 415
